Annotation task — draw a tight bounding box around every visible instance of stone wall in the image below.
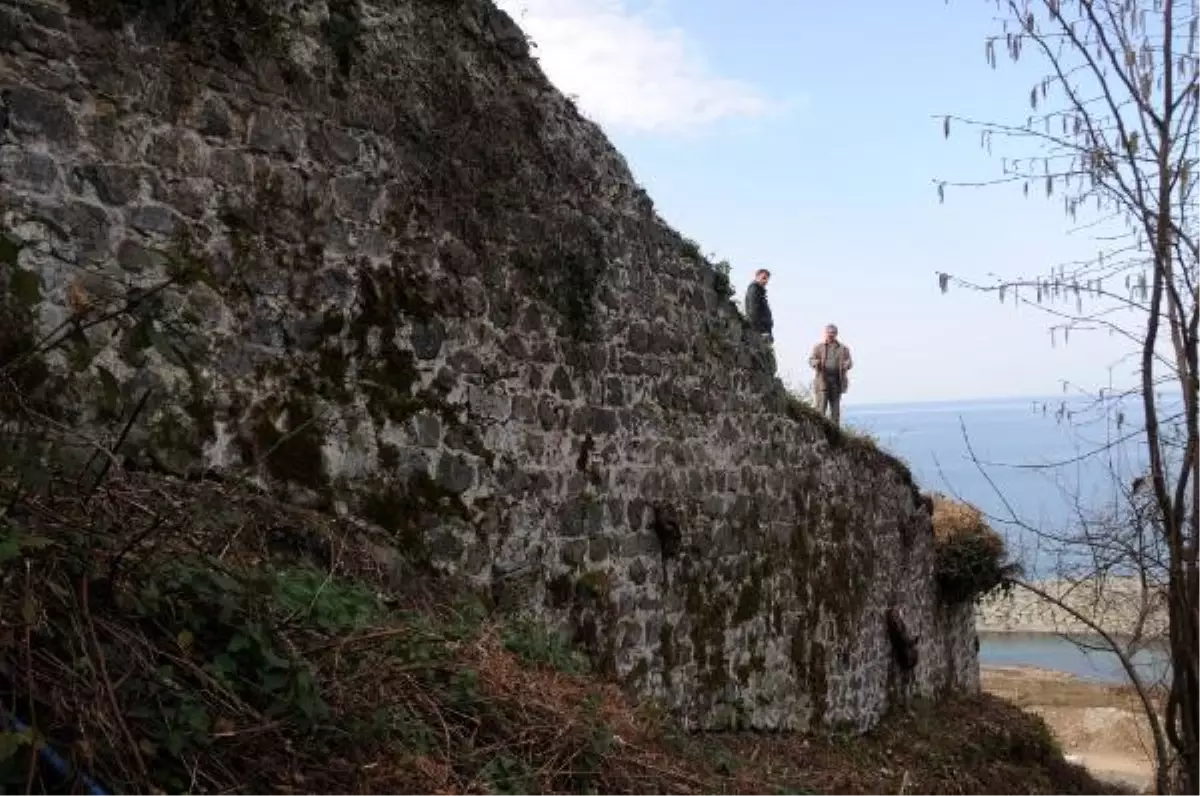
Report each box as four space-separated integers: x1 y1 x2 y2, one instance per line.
0 0 978 731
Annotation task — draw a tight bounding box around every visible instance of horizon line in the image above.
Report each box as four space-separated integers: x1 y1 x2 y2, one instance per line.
846 392 1156 410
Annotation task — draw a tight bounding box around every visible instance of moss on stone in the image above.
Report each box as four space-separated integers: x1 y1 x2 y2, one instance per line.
733 576 762 624
69 0 291 64
165 232 218 288
729 643 768 686
0 236 49 402
65 328 95 372
780 480 878 729
359 471 469 566
8 266 40 307
0 239 48 388
324 0 362 76
627 657 649 686
183 378 218 449
352 261 438 342
315 345 350 399
575 569 611 602
683 568 731 696
659 623 675 690
94 366 122 421
0 234 21 269
509 223 608 342
809 641 829 729
361 480 423 559
678 236 703 263
359 342 419 423
340 260 462 426
321 307 346 336
236 395 327 491
819 497 875 640
545 573 573 608
377 441 401 470
789 628 807 676
148 404 211 467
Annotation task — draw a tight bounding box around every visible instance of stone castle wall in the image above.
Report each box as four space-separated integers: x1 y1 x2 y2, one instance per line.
0 0 978 731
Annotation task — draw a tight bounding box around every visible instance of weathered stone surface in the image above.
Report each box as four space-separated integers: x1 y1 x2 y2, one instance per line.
3 85 77 146
0 147 60 192
0 0 977 735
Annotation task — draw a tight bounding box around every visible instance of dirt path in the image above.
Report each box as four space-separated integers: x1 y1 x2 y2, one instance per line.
981 665 1156 793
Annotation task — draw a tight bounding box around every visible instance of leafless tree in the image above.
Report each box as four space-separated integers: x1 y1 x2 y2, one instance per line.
932 0 1198 791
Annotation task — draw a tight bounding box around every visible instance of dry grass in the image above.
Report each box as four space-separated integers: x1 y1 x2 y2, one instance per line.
0 331 1097 795
929 493 1020 603
931 494 1000 546
0 458 1114 795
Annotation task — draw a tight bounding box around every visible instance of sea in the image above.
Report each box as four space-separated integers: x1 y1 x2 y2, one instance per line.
842 394 1178 686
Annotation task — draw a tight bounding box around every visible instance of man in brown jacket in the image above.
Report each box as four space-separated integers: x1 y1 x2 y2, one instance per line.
809 324 852 424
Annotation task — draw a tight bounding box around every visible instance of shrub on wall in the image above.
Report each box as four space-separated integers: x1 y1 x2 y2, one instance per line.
929 494 1021 604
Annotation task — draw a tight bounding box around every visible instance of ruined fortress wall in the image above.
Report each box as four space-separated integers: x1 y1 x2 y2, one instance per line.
0 0 978 731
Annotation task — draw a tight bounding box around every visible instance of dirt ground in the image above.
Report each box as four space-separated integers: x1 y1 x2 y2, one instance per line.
981 665 1157 793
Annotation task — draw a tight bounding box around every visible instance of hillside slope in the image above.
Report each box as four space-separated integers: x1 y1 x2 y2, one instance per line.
1 0 974 735
0 466 1115 794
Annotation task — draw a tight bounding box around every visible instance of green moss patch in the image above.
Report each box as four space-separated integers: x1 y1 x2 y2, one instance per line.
69 0 291 63
682 566 733 695
0 204 1114 796
510 220 609 342
235 394 328 491
0 235 50 402
359 470 470 565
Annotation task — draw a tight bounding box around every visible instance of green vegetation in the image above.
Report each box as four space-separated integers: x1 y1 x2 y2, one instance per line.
0 450 625 793
929 494 1022 603
501 617 591 675
69 0 291 63
69 0 363 70
324 0 363 75
0 233 50 400
510 231 609 342
0 460 1120 795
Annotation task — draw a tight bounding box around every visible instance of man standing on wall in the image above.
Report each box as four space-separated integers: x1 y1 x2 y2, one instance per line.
809 323 852 425
745 269 774 343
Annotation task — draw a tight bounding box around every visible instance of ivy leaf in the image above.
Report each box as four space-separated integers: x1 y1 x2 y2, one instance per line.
0 729 33 764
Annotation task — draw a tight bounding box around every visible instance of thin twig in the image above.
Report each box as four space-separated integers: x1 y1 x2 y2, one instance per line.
85 387 153 499
79 575 149 785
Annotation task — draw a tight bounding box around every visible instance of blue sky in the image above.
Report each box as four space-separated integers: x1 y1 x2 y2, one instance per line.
494 0 1143 404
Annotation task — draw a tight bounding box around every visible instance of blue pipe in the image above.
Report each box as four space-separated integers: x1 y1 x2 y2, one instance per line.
0 707 108 795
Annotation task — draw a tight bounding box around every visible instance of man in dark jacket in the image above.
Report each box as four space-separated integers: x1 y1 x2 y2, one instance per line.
745 269 774 342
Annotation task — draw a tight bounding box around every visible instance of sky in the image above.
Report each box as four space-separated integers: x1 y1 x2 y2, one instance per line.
492 0 1150 405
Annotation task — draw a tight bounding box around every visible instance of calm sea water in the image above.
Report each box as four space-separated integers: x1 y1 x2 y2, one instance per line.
842 395 1176 685
843 394 1156 578
977 632 1171 685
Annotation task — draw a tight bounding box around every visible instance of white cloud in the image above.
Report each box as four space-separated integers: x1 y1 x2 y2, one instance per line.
494 0 777 134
